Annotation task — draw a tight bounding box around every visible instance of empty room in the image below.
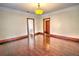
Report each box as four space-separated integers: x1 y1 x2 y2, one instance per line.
0 3 79 56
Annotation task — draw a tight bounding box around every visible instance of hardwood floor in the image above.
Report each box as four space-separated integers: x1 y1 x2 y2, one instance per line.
0 35 79 56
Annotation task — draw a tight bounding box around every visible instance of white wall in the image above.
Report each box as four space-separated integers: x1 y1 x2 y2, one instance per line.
41 5 79 38
0 7 38 40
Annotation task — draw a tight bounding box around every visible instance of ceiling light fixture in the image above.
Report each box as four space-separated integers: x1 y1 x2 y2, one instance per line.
35 3 44 15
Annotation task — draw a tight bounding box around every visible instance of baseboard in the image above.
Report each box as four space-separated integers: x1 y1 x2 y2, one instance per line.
0 35 28 44
35 32 79 42
50 34 79 42
35 32 44 35
0 32 42 44
0 32 79 44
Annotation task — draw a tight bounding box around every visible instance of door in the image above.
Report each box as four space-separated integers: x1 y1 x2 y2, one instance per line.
27 18 35 50
43 18 50 50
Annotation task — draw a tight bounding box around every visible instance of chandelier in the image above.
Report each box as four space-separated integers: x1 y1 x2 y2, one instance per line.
35 3 44 15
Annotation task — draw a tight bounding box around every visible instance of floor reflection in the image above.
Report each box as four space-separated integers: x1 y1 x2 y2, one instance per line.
28 34 35 55
0 35 79 55
28 33 50 50
28 34 35 49
28 33 50 51
43 33 50 51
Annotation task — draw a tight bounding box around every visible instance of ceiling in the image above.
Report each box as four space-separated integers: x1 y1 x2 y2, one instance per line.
0 3 79 14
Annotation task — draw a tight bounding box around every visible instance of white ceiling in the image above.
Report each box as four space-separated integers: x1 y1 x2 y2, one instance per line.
0 3 79 14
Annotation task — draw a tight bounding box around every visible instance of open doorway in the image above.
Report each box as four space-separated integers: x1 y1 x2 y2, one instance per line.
43 17 50 50
27 18 35 50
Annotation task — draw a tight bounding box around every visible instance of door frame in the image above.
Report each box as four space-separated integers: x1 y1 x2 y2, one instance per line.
43 17 50 34
27 18 35 49
43 17 50 50
27 18 35 36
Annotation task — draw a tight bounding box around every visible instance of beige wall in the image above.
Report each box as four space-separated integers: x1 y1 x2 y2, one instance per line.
0 7 38 40
41 5 79 38
0 5 79 40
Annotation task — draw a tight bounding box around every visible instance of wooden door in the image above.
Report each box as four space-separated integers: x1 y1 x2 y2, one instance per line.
43 18 50 50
